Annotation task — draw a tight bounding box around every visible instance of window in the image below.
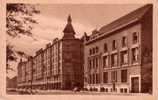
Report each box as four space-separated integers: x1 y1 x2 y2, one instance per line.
97 73 100 83
96 73 99 84
124 88 127 93
89 74 92 84
89 59 92 69
112 40 117 50
103 72 108 83
89 49 92 55
133 32 138 44
94 74 96 84
96 47 99 53
92 48 95 54
121 69 127 82
103 56 108 68
120 88 123 93
132 48 139 63
104 43 108 52
105 88 108 92
121 51 128 65
111 54 118 67
93 74 95 84
93 58 95 68
96 58 98 68
122 36 127 47
89 74 91 84
111 71 117 82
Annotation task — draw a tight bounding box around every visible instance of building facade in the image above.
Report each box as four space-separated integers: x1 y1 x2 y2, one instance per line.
17 60 26 88
83 4 152 93
17 15 84 90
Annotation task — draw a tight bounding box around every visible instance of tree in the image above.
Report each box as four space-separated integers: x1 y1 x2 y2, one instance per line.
6 44 17 72
6 4 40 72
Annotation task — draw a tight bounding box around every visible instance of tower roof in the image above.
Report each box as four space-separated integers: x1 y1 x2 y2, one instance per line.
62 15 76 39
68 15 72 22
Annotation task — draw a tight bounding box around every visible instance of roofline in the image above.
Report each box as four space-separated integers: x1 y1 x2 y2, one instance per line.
34 39 61 58
85 4 152 45
98 4 151 33
34 50 44 58
61 38 82 41
85 18 140 45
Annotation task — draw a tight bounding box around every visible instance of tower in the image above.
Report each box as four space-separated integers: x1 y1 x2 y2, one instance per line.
61 15 84 89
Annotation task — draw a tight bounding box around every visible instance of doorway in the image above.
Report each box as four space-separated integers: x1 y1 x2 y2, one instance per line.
131 77 139 93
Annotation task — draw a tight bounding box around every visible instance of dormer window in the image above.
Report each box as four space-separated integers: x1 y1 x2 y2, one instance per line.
133 32 138 44
112 40 117 50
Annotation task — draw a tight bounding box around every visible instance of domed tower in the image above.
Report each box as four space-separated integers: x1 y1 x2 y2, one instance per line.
62 15 76 39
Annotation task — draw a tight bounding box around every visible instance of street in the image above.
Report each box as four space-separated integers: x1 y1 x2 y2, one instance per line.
7 90 151 96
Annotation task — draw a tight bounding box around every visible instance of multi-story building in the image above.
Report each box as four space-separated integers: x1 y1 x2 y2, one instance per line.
25 57 33 89
32 48 44 89
43 38 62 90
17 60 26 88
84 4 152 93
17 15 84 90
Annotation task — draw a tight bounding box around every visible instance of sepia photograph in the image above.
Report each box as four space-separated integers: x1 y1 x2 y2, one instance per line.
6 3 153 96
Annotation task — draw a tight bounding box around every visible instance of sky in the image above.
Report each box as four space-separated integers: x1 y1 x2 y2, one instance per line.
7 4 144 78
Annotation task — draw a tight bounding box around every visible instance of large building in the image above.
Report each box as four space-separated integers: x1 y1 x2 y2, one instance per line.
83 4 152 93
17 15 84 90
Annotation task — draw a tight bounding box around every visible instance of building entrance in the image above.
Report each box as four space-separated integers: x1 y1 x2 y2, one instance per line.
131 77 139 93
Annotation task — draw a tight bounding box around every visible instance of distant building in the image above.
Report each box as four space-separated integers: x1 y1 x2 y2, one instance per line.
17 60 26 88
83 4 152 93
17 15 84 90
6 76 17 89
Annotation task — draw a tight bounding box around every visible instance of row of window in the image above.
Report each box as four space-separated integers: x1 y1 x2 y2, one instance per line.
89 73 100 84
88 69 127 84
89 32 138 55
89 57 99 69
89 46 99 55
88 47 139 69
103 47 138 67
106 69 127 83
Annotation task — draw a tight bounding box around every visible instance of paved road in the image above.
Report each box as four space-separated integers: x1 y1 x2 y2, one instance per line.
7 90 151 96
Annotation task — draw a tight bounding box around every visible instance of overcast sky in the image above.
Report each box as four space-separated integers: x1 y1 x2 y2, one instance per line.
7 4 144 78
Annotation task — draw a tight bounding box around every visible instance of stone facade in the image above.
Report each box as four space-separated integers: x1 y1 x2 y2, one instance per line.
83 4 152 93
